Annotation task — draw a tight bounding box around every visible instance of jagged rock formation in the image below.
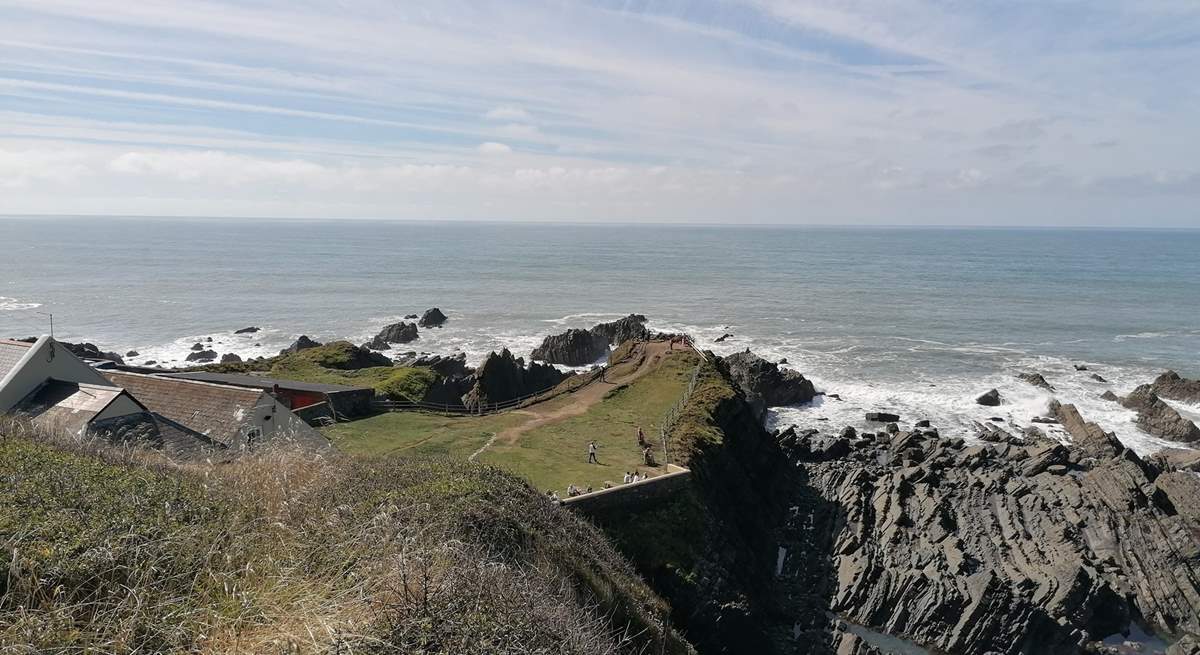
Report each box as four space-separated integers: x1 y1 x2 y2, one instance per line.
394 352 470 379
721 349 817 420
1151 371 1200 405
373 321 419 345
1120 385 1200 443
771 400 1200 654
280 335 321 354
1018 372 1055 391
418 307 447 328
220 353 242 363
531 328 609 366
461 349 565 409
591 314 650 345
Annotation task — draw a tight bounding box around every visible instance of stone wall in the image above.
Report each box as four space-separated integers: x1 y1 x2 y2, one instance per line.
560 465 691 515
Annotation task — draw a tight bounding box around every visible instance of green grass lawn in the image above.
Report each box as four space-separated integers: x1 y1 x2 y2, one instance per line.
478 351 698 493
325 350 701 494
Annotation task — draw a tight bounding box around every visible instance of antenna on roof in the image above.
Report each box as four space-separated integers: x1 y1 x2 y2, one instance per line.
36 312 53 339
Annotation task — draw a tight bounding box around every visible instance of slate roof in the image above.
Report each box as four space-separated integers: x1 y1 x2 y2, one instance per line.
16 380 134 436
101 370 268 447
159 371 370 394
0 339 33 380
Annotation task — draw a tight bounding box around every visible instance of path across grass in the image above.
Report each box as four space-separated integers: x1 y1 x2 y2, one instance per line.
324 341 700 494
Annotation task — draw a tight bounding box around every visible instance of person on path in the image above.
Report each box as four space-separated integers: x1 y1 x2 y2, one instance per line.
637 425 647 448
587 440 599 464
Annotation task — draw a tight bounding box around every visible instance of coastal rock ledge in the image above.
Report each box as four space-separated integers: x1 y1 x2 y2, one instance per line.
720 349 817 420
530 328 609 367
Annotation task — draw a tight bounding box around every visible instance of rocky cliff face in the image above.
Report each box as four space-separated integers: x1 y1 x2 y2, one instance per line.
530 328 610 366
770 399 1200 654
721 350 817 420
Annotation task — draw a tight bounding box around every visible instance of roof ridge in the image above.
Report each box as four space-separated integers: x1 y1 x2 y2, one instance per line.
104 369 266 399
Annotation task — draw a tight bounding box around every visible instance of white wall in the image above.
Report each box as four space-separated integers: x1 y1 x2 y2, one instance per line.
0 337 116 412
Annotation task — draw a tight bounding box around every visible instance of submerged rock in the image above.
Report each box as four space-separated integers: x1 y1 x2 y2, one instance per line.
531 328 609 366
418 307 447 328
234 326 260 334
976 389 1002 406
1017 372 1055 391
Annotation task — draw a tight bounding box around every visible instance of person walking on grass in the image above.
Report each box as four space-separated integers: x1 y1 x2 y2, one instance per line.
587 440 599 464
637 425 647 448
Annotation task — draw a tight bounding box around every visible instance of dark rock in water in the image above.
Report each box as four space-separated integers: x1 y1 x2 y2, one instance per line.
591 314 650 345
364 336 390 351
715 333 734 343
778 358 788 365
205 337 213 343
1100 390 1119 402
234 326 260 334
1091 373 1107 383
826 393 842 401
143 360 157 366
1074 364 1089 371
374 321 419 345
866 412 900 423
1017 372 1055 391
839 426 857 440
1120 385 1200 443
125 350 139 357
280 335 322 355
461 349 565 409
220 353 242 364
418 307 447 328
914 419 931 428
186 349 217 362
531 328 609 366
720 350 817 420
59 341 124 364
404 314 418 319
976 388 1002 406
1150 370 1200 405
1031 416 1058 424
1049 400 1124 458
191 342 204 352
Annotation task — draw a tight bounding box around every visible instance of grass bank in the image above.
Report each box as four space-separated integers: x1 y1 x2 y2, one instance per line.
0 423 693 654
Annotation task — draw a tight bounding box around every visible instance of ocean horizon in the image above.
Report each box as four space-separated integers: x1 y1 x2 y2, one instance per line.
4 215 1199 455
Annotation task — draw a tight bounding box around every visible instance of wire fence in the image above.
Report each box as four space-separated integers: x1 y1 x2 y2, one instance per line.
657 360 703 466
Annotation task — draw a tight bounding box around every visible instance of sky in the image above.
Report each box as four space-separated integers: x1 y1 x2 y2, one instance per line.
1 0 1198 226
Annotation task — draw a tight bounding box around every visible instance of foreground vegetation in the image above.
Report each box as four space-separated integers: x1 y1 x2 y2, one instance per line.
0 423 692 654
196 341 440 400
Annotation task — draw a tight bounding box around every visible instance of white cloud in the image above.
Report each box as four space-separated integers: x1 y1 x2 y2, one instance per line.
477 141 513 155
485 105 532 121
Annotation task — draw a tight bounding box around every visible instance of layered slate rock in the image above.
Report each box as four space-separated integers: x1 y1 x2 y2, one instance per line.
531 328 610 366
461 348 566 409
720 349 817 420
1120 385 1200 443
1150 371 1200 405
418 307 447 328
772 401 1200 655
591 313 650 345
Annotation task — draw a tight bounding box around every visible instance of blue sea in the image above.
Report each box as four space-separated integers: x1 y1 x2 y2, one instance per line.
3 216 1198 453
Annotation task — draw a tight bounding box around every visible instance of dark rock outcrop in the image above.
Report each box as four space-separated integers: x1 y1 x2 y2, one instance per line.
185 349 217 363
1018 372 1055 391
418 307 447 328
591 314 651 345
125 350 139 357
720 350 817 420
715 333 733 343
234 326 259 334
1091 373 1108 383
865 412 900 423
461 349 566 409
364 336 390 351
1120 385 1200 443
374 321 419 345
1150 371 1200 405
190 342 204 352
220 353 242 364
279 335 321 355
394 352 471 379
976 388 1002 406
531 328 609 366
59 341 124 364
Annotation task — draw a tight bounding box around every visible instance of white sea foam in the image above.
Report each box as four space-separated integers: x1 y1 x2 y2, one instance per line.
0 296 42 311
121 327 293 368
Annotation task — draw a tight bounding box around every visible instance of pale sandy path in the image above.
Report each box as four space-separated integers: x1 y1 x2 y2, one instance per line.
468 340 679 461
